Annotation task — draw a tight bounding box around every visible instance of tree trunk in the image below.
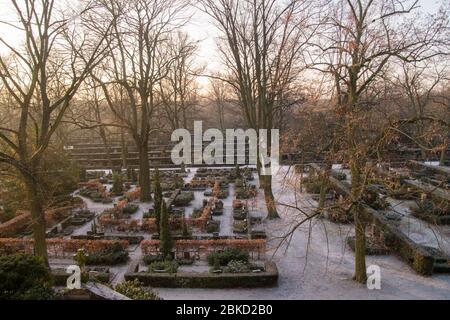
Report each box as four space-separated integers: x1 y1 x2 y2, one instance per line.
318 177 328 212
256 142 279 219
99 130 113 171
25 178 49 268
121 130 128 169
318 165 331 212
346 84 367 283
262 175 279 219
257 160 264 189
138 143 152 202
417 123 427 161
350 164 367 283
440 136 448 166
353 206 367 283
420 146 427 161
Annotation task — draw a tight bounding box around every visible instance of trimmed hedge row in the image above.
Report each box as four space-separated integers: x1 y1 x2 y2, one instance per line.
0 238 128 258
124 261 278 288
72 234 144 245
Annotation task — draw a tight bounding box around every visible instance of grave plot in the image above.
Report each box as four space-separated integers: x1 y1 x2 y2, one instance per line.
44 166 276 289
406 161 450 189
0 199 86 238
300 166 389 254
46 209 96 237
158 171 186 192
394 162 450 226
125 238 277 288
304 163 450 275
374 163 450 273
370 163 450 227
0 237 130 285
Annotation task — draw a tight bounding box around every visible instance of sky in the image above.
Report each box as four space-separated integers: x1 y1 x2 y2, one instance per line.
0 0 444 90
182 1 444 62
181 0 444 89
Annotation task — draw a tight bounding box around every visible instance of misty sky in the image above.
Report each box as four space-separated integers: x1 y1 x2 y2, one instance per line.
0 0 444 88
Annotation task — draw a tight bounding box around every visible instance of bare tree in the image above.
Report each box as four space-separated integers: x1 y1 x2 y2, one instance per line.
159 32 202 131
87 81 115 170
433 79 450 165
89 0 190 201
199 0 318 219
0 0 111 266
390 58 449 160
310 0 448 282
208 76 231 133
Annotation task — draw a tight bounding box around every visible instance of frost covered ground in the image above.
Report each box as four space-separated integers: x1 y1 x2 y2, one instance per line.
59 166 450 299
155 166 450 300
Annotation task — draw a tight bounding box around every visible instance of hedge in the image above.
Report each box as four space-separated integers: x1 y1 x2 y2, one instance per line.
0 238 128 258
125 261 278 288
141 239 266 256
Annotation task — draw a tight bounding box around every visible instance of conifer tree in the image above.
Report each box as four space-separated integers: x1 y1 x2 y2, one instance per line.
153 169 163 234
182 217 191 238
112 172 124 195
159 201 173 259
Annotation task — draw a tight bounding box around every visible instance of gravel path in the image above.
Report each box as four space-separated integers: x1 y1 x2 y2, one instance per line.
217 183 235 236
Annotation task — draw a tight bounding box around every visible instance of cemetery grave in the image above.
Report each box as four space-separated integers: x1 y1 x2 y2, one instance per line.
0 166 276 291
301 162 450 275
